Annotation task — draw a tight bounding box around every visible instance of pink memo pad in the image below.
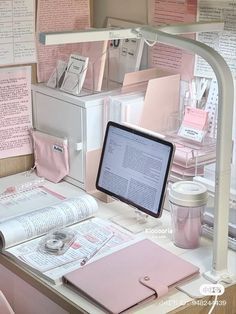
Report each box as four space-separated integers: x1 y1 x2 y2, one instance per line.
182 107 208 130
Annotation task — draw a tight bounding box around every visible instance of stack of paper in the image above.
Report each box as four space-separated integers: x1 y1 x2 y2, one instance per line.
105 91 145 126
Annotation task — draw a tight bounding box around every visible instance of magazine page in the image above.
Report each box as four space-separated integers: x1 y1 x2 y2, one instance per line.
4 217 139 284
0 195 98 249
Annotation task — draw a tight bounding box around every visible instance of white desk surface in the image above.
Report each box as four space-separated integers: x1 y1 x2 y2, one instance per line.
0 172 235 314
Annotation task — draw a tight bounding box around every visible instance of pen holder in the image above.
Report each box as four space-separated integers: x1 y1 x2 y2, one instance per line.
169 181 208 249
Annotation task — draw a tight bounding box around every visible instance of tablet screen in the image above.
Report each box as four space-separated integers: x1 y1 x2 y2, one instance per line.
96 122 174 218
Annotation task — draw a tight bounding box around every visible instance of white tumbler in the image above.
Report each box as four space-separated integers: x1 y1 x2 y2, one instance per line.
169 181 208 249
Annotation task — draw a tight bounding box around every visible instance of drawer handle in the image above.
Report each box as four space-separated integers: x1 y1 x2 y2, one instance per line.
75 142 83 151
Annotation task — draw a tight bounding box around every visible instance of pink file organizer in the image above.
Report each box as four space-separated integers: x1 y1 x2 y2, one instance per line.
123 67 180 133
124 68 180 133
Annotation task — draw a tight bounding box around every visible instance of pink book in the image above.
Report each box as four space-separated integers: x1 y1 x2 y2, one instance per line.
63 239 199 313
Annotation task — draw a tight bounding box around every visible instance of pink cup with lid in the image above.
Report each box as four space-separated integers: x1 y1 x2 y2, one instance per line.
169 181 208 249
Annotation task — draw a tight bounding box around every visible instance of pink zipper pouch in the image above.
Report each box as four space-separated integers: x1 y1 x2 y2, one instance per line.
31 130 69 183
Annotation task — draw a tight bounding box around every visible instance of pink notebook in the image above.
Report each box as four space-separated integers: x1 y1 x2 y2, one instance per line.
63 239 199 313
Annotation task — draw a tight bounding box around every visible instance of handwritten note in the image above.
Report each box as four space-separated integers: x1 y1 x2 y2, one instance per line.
36 0 90 83
148 0 197 81
195 0 236 78
0 0 36 66
0 66 32 159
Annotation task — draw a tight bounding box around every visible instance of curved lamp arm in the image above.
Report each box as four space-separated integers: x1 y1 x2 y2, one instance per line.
137 26 234 279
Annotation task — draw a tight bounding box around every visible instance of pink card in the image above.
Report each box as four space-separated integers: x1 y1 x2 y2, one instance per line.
178 107 208 142
182 107 208 130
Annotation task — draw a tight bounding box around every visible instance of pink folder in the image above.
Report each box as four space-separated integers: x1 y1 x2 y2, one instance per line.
140 74 180 133
123 67 176 86
63 239 199 313
0 291 14 314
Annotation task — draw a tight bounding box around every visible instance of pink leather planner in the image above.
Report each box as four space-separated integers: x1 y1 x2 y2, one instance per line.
63 239 199 313
0 291 14 314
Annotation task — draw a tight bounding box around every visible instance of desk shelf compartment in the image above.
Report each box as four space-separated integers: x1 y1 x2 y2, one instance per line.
165 132 216 181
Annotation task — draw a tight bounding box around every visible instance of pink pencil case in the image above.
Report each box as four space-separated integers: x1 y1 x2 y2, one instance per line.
31 130 69 183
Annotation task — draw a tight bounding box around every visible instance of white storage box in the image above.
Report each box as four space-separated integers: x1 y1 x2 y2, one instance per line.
32 84 113 189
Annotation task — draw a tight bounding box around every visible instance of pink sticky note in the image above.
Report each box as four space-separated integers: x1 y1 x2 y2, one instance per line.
178 107 209 142
182 107 208 130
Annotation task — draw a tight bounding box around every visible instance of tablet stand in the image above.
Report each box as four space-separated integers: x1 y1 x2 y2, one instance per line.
110 205 161 234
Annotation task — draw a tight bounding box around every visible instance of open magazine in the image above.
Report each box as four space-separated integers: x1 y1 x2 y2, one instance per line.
0 195 136 284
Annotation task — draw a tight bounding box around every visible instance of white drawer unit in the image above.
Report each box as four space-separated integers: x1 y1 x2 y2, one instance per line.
32 84 111 189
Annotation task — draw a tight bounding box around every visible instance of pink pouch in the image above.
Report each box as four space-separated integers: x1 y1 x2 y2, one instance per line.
31 130 69 183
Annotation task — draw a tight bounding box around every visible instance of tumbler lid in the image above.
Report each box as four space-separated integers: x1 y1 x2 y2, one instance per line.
169 181 208 207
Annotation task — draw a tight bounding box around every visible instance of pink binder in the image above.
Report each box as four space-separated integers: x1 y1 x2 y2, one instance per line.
63 239 199 313
0 291 14 314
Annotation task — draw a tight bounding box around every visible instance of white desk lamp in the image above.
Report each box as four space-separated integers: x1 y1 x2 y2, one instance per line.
40 22 234 282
